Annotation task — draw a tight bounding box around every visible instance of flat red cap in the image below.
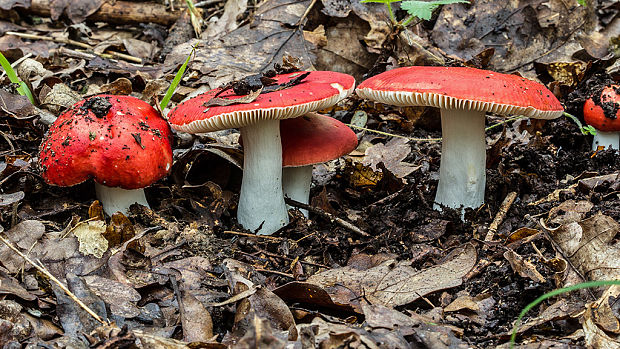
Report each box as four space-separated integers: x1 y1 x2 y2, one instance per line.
39 95 173 189
583 85 620 132
356 66 564 119
280 113 358 167
168 71 355 133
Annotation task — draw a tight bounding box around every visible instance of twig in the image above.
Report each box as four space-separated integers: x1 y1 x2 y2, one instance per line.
0 234 107 325
285 198 370 237
223 230 284 241
347 124 441 142
255 268 294 278
484 192 517 241
240 248 329 269
6 31 142 64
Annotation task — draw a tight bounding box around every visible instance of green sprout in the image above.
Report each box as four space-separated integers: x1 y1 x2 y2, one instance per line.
160 43 198 111
0 51 35 104
510 280 620 348
360 0 469 27
564 112 597 136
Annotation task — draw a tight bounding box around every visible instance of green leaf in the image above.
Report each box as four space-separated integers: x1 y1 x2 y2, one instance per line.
400 0 468 20
0 51 35 104
582 125 597 136
360 0 401 3
160 44 198 111
577 0 586 6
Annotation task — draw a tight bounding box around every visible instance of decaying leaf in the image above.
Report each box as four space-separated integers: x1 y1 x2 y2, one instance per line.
180 289 214 342
83 275 141 318
363 138 419 178
503 249 546 283
548 213 620 281
307 243 477 310
73 220 108 258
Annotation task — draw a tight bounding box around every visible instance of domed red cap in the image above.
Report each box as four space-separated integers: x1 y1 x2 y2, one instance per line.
280 113 358 167
356 66 564 119
583 85 620 132
39 95 173 189
168 71 355 133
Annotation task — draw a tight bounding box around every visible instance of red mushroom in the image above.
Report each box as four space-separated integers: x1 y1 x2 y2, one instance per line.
583 85 620 150
168 71 355 235
356 66 564 215
38 95 173 215
280 112 358 216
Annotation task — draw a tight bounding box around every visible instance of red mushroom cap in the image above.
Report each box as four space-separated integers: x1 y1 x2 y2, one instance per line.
168 71 355 133
356 66 564 119
280 113 358 167
39 95 173 189
583 85 620 132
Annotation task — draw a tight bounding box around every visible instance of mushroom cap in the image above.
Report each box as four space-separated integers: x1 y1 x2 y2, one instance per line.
39 95 173 189
583 85 620 132
168 71 355 133
280 113 358 167
356 66 564 119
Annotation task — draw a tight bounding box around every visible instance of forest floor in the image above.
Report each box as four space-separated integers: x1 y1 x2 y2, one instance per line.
0 0 619 348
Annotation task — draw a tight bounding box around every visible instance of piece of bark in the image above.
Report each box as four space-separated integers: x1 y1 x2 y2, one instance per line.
27 0 182 26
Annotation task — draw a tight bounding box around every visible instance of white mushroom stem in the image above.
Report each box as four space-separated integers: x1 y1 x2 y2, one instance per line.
238 119 289 235
592 131 619 151
434 108 486 215
95 183 150 216
282 165 313 217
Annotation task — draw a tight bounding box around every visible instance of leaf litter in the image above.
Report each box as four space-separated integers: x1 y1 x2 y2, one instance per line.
0 0 618 347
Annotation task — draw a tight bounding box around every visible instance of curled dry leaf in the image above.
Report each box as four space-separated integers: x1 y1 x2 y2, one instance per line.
503 249 546 283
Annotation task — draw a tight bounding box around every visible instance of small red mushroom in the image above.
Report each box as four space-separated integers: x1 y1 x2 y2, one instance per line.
280 112 358 217
38 94 173 215
583 85 620 150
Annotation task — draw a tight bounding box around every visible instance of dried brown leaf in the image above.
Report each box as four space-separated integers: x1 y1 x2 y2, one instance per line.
307 243 477 310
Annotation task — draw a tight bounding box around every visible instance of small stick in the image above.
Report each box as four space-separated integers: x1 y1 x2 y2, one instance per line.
285 198 370 237
484 191 517 241
0 234 107 325
255 268 294 278
241 248 329 269
6 31 142 64
223 230 284 241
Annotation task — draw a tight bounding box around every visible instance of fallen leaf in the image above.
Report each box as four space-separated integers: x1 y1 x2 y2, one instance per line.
307 243 477 310
83 275 141 318
180 289 213 342
503 249 546 283
363 138 419 178
548 213 620 281
73 220 109 258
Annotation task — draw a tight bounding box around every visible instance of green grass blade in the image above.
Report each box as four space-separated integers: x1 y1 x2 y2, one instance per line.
160 44 197 111
0 51 35 104
510 280 620 348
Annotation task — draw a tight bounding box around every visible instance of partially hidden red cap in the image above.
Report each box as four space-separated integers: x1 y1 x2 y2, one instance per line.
168 71 355 133
356 66 564 119
280 113 358 167
583 85 620 132
39 95 173 189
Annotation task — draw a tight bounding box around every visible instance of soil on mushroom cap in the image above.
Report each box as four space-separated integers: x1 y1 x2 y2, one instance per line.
81 95 113 118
